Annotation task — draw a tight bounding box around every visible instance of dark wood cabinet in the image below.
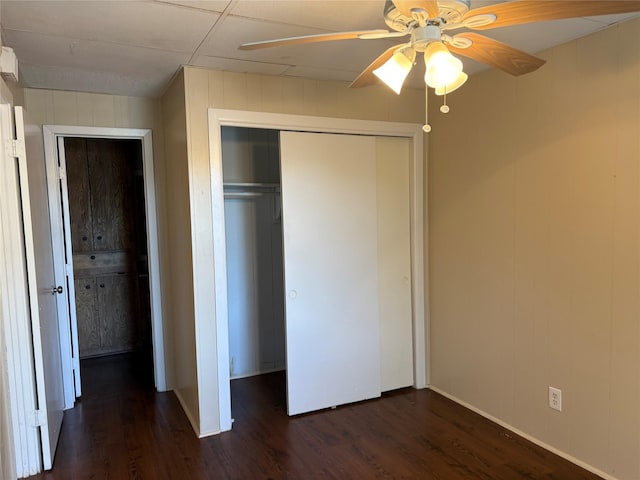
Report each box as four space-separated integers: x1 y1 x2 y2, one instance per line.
66 137 147 358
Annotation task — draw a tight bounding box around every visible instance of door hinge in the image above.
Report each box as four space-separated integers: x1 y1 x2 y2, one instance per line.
32 409 46 427
5 138 25 158
58 164 67 180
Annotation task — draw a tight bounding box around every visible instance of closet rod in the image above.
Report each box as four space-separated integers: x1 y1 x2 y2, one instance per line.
224 192 264 199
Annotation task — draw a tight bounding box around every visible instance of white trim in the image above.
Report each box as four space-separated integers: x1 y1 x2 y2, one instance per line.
428 386 619 480
42 125 167 393
208 109 427 433
45 136 76 407
55 137 81 399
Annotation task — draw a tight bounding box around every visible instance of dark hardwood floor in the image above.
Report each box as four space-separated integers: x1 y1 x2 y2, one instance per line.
29 354 602 479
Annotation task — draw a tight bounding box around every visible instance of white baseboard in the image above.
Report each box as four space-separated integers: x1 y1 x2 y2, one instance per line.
428 386 615 480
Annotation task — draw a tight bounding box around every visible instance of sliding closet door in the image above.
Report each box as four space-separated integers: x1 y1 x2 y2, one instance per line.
376 137 413 391
280 131 380 416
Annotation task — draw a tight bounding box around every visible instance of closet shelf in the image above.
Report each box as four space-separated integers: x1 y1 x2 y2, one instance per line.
223 183 281 198
223 182 280 189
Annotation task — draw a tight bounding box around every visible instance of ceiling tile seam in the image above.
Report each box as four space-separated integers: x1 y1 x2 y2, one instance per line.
191 54 362 75
225 13 356 34
151 0 231 15
1 27 198 56
190 54 295 68
187 0 239 65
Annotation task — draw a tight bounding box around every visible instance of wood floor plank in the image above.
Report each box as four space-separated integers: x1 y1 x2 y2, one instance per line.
27 354 603 480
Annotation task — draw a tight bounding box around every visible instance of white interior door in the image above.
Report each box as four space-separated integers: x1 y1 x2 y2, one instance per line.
280 131 381 416
15 107 65 469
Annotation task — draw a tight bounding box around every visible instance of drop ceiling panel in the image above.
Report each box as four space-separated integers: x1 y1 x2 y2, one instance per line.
485 17 615 56
281 65 362 83
192 55 291 75
200 15 328 58
3 29 190 76
156 0 231 13
2 0 219 52
19 63 172 97
202 15 400 71
229 0 386 31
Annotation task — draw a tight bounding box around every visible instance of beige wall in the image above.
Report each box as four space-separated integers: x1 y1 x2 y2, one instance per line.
429 18 640 479
181 66 424 434
22 87 173 383
23 89 160 130
159 71 198 427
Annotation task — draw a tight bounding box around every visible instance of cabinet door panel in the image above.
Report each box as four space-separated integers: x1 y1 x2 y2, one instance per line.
86 139 134 251
75 277 100 357
65 138 94 253
97 274 137 353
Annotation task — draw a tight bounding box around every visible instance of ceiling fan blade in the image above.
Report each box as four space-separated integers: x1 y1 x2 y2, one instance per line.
448 33 546 76
392 0 439 19
350 44 406 88
239 29 391 51
463 0 640 30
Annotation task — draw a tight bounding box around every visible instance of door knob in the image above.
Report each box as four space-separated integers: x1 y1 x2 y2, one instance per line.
51 285 63 295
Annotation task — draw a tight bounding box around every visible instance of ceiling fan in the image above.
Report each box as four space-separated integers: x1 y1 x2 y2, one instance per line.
240 0 640 131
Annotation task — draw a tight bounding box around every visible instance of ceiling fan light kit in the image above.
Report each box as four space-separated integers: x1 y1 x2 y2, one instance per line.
239 0 640 132
434 71 467 95
424 42 464 89
373 47 416 94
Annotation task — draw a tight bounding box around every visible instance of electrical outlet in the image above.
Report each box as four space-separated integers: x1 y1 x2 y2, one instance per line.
549 386 562 412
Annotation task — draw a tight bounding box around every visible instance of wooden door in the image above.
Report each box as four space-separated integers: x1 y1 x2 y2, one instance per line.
280 131 381 416
65 138 143 358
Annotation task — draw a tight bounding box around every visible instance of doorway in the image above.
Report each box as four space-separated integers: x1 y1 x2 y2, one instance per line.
222 126 285 381
221 126 286 411
42 125 166 406
64 138 152 374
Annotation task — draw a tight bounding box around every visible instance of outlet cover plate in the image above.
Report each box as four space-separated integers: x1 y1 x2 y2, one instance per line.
549 386 562 412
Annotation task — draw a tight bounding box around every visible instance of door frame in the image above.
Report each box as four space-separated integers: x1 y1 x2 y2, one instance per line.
207 109 428 432
42 125 166 397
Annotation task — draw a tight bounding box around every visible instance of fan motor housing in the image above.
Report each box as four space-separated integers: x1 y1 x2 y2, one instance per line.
384 0 471 31
437 0 471 24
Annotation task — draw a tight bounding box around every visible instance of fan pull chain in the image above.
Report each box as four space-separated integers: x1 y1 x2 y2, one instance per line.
440 88 450 114
423 85 431 133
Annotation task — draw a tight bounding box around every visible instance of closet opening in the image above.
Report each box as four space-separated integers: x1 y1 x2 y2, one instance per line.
221 126 286 413
64 137 154 393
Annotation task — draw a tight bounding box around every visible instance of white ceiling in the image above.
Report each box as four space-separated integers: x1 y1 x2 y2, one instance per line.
1 0 638 98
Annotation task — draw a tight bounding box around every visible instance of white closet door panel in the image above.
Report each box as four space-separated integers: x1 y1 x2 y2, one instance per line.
280 131 380 416
376 137 414 392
